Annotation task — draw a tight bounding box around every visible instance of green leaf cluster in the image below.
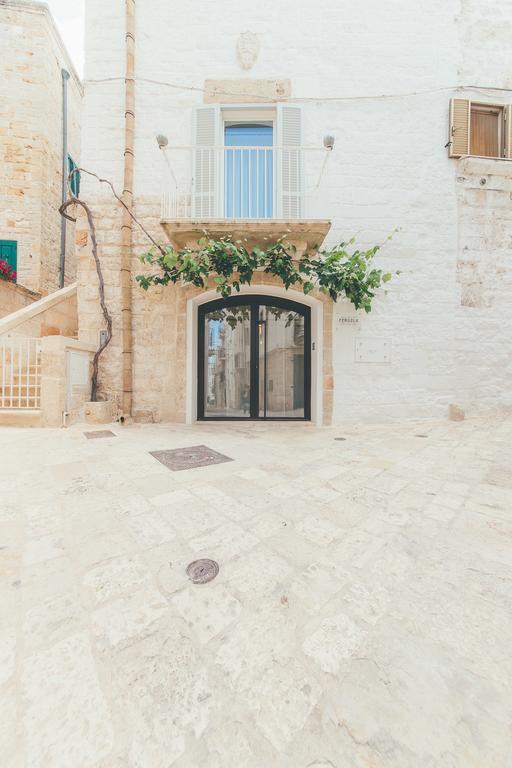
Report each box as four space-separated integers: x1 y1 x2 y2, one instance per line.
136 235 397 313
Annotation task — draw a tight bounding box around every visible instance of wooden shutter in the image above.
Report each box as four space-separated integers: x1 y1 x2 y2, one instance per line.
505 106 512 159
277 105 303 218
193 105 220 217
0 240 17 274
448 99 470 158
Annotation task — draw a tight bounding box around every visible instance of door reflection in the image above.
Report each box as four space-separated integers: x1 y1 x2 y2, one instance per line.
204 305 251 417
258 305 305 418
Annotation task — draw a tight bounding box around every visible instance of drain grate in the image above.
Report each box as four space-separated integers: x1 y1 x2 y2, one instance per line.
415 434 429 438
84 430 116 439
150 445 233 471
334 437 346 441
186 559 219 584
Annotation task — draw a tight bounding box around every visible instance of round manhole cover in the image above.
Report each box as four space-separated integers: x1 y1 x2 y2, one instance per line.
186 559 219 584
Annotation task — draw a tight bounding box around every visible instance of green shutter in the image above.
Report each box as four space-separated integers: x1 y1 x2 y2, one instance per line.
67 155 80 197
0 240 17 279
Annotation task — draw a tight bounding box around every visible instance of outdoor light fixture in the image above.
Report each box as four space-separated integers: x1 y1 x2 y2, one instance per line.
156 134 169 149
323 134 335 150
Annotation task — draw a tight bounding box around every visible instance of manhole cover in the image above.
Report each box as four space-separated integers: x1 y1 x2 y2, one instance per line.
84 430 116 439
186 559 219 584
150 445 233 471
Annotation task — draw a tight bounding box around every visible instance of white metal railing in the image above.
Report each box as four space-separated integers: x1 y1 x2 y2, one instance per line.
0 337 41 409
161 145 323 221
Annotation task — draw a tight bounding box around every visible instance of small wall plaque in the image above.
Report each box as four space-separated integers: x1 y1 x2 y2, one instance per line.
338 316 360 325
355 339 391 363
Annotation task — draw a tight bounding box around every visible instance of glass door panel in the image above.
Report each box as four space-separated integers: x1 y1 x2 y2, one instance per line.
258 305 305 418
203 305 251 417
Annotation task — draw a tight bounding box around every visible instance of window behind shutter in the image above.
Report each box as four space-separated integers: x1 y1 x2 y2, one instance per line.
277 105 303 218
449 99 470 158
193 105 220 217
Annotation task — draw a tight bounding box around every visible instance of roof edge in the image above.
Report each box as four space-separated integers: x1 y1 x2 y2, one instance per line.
0 0 83 91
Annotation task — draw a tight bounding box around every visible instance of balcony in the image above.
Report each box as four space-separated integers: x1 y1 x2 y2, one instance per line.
160 144 331 251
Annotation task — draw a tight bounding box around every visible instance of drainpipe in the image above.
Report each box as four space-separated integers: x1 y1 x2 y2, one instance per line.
121 0 135 418
59 68 70 289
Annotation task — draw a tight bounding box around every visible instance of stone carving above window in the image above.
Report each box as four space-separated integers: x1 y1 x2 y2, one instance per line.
237 31 260 70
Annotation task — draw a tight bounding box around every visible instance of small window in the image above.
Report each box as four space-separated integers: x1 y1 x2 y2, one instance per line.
449 98 511 159
470 104 504 158
67 155 80 197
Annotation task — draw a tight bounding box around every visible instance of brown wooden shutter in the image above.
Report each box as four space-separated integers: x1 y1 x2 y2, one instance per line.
449 99 470 158
505 105 512 159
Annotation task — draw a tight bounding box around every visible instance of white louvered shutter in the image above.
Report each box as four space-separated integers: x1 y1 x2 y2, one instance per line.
193 105 221 217
277 105 303 218
448 99 470 158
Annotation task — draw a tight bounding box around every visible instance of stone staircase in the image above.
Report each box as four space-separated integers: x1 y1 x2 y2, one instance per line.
0 283 78 427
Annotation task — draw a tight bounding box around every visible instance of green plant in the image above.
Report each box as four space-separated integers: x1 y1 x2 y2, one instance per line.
0 258 16 283
136 235 397 312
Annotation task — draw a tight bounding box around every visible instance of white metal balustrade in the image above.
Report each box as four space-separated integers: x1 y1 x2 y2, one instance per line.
0 337 41 409
161 145 320 221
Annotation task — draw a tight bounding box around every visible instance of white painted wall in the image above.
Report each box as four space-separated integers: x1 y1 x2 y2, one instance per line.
82 0 512 423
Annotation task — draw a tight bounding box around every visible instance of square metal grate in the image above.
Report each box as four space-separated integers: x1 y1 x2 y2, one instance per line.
84 430 117 439
149 444 233 471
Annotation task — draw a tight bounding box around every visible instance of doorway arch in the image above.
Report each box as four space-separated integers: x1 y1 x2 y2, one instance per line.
186 285 325 425
198 295 311 420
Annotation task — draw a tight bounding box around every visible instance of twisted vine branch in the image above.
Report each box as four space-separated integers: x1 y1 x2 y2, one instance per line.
59 167 166 402
60 195 112 401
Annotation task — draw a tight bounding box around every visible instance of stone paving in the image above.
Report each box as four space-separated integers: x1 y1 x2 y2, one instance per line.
1 416 512 767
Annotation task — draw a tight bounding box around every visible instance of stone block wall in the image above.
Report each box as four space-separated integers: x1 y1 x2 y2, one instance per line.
0 284 78 339
0 280 40 319
0 1 82 295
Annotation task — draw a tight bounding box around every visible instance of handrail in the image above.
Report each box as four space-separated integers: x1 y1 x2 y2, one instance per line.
0 282 77 337
162 145 327 151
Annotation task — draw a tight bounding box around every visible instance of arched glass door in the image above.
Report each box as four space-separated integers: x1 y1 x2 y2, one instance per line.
198 296 311 420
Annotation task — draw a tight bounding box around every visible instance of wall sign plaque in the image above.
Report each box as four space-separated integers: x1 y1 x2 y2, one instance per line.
355 339 391 363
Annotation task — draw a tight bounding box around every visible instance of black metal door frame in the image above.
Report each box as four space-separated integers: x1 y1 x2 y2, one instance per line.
197 295 311 421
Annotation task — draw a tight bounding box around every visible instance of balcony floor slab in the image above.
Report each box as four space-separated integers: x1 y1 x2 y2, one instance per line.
160 218 331 252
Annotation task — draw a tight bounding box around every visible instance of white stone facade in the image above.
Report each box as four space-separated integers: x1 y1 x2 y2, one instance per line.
80 0 512 424
0 0 82 294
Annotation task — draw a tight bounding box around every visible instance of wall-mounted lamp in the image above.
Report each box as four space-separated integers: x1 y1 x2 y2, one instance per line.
156 134 169 149
323 134 335 150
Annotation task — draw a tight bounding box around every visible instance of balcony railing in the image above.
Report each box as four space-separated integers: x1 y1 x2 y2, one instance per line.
161 145 326 221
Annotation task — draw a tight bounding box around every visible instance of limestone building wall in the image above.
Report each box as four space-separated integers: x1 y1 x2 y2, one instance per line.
80 0 512 423
0 0 82 295
0 280 39 319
